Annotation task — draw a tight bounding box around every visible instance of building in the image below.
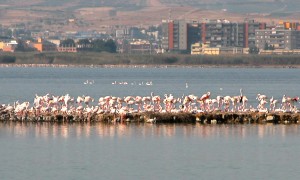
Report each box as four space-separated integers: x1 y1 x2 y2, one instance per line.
128 40 154 54
187 22 201 52
231 20 266 48
255 26 300 50
280 21 300 30
0 40 18 52
33 38 57 52
162 20 188 53
162 19 266 53
0 41 4 50
57 46 77 52
201 19 235 47
191 43 244 55
259 49 300 55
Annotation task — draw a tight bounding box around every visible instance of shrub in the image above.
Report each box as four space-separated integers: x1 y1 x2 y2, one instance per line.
0 55 16 63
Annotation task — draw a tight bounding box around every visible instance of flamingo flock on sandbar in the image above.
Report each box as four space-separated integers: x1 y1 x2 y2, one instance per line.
0 89 300 118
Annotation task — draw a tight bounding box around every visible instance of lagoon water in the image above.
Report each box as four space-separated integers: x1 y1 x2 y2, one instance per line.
1 67 300 179
0 67 300 105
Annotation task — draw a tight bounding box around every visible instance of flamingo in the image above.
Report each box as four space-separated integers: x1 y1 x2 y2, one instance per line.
124 96 135 109
135 96 143 112
231 96 240 112
164 94 175 112
84 96 94 106
182 95 197 112
151 92 161 112
257 99 268 111
223 96 231 112
257 94 267 101
63 94 74 108
239 89 248 111
200 92 211 110
285 96 299 111
216 96 224 110
269 96 279 112
77 96 84 105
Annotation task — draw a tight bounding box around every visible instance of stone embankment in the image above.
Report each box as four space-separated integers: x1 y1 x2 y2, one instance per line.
1 111 300 124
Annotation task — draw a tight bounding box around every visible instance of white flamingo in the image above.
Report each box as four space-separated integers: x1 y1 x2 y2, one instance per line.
270 96 279 112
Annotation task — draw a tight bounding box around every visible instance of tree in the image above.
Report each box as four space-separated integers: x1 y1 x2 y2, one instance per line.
60 39 75 47
14 39 36 52
249 47 259 54
264 43 269 50
104 39 117 53
264 43 275 50
77 39 91 51
91 39 105 52
0 55 16 63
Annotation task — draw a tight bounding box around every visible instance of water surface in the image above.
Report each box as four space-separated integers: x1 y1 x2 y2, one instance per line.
1 122 300 180
1 67 300 179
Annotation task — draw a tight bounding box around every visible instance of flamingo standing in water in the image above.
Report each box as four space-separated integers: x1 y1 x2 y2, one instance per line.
257 98 268 111
199 92 211 111
269 96 279 112
77 96 84 105
284 96 299 112
231 96 240 112
182 95 193 112
223 96 231 112
239 89 248 111
164 94 175 112
84 96 94 106
135 96 143 112
216 96 224 110
257 94 267 102
151 92 161 112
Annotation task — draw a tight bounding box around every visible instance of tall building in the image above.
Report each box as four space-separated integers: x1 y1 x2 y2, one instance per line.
201 19 234 48
187 22 201 52
232 20 266 48
162 20 188 53
255 25 300 50
162 19 266 53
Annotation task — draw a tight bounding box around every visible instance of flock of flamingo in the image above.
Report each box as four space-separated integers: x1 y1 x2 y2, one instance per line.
0 89 299 117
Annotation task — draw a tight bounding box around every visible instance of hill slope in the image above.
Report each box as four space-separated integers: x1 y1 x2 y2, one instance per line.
0 0 299 31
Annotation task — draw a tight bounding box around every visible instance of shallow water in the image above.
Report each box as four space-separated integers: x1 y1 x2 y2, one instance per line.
1 122 300 180
0 67 299 106
1 67 300 179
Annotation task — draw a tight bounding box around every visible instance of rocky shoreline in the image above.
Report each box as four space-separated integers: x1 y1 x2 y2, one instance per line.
1 112 300 124
0 63 300 69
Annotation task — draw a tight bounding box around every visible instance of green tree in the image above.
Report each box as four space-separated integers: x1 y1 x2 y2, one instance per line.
60 39 75 47
77 39 91 51
249 46 259 54
91 39 105 52
104 39 117 53
0 55 16 63
14 39 36 52
264 43 275 50
264 43 269 50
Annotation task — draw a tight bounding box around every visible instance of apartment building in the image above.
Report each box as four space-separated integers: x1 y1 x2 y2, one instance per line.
162 19 266 53
162 20 188 53
255 25 300 50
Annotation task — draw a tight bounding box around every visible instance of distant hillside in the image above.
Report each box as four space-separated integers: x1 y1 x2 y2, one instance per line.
161 0 300 14
0 0 299 31
2 0 300 13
